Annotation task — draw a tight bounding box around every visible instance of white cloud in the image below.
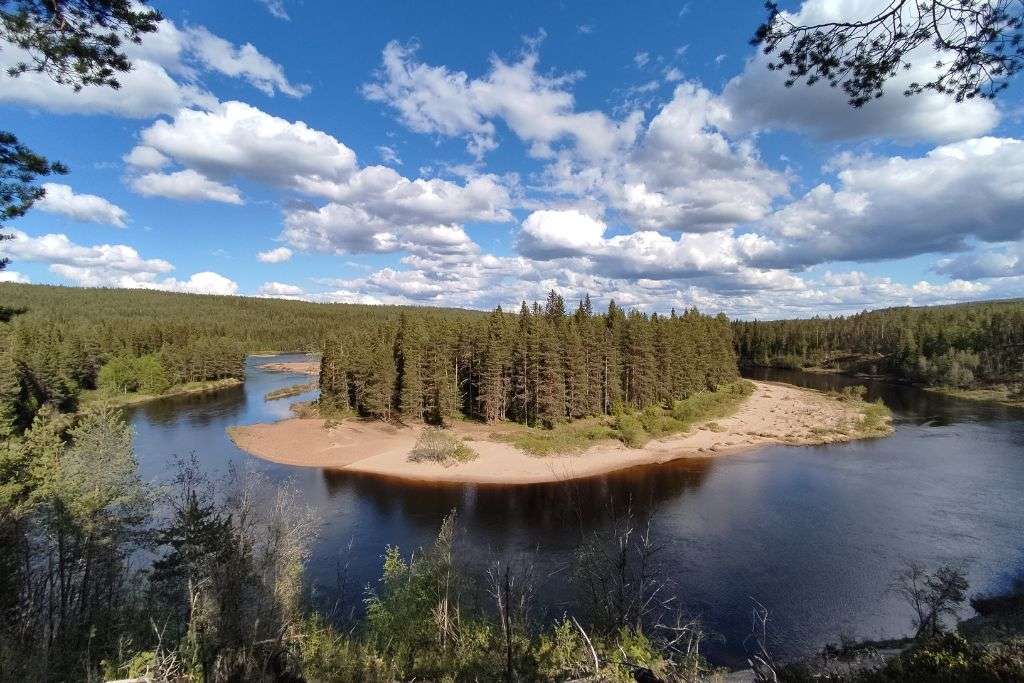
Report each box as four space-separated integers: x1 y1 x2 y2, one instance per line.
719 0 1000 143
131 170 244 204
36 183 128 227
0 16 305 117
377 145 403 165
936 242 1024 280
517 209 607 259
0 231 238 294
184 27 309 97
257 247 293 263
0 271 29 283
258 281 304 298
754 137 1024 267
132 101 358 191
2 230 173 275
123 145 170 169
363 41 643 160
257 0 290 20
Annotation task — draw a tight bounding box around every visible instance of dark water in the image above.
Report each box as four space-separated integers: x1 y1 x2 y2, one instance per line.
128 356 1024 667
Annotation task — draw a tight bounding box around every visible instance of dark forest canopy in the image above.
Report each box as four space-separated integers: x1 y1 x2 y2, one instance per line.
733 298 1024 389
319 292 738 428
0 283 486 434
0 283 738 434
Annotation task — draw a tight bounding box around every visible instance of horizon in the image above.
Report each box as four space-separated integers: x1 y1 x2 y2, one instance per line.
3 0 1024 319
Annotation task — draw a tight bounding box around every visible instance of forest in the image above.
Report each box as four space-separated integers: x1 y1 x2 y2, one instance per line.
0 283 738 437
733 299 1024 391
0 283 482 434
319 291 739 427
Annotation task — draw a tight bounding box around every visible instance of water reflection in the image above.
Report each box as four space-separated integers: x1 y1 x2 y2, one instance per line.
126 356 1024 667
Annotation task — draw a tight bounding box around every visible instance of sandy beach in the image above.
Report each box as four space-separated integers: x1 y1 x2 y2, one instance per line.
259 361 320 375
228 381 891 484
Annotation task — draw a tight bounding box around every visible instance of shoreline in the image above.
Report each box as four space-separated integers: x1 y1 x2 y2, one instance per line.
258 361 320 375
81 378 243 409
228 381 892 485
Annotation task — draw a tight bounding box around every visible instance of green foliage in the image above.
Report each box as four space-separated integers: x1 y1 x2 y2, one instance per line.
860 399 892 433
500 419 618 456
97 353 171 395
0 1 161 91
408 427 477 464
734 299 1024 391
842 633 1024 682
264 382 314 401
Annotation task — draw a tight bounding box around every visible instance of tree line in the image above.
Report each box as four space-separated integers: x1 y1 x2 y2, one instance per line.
732 298 1024 389
319 291 739 427
0 283 483 435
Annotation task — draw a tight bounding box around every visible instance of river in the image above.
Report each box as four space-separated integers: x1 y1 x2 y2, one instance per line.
126 355 1024 667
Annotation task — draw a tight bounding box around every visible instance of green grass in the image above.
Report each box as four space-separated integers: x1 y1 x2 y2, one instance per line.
264 382 315 401
859 398 892 433
79 377 242 409
498 380 756 456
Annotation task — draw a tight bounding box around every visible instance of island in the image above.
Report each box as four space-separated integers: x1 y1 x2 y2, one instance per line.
229 380 892 484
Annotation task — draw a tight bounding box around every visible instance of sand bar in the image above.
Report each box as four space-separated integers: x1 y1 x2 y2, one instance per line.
259 361 320 375
228 381 891 485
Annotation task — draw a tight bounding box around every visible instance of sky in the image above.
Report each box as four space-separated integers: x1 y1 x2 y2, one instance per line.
2 0 1024 319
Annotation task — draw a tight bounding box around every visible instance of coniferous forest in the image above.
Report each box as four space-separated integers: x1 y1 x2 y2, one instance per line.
733 299 1024 391
320 291 738 427
0 283 737 435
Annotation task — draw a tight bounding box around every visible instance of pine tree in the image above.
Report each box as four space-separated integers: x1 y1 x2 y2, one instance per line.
395 314 424 421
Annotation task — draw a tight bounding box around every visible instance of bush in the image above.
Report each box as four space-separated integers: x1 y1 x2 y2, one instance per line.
97 354 169 394
408 427 477 464
614 412 647 447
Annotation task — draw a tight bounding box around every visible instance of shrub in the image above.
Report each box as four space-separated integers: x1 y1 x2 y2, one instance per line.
614 412 647 447
409 427 477 464
97 354 169 394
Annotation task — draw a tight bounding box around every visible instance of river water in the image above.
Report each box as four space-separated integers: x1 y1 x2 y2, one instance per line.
127 355 1024 667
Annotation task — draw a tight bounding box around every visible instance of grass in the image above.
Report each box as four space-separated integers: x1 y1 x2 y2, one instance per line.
926 385 1024 408
264 382 315 401
823 385 893 436
497 380 756 456
408 427 478 465
79 378 242 409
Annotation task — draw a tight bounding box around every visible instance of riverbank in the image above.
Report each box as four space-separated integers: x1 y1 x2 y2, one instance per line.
80 377 243 409
925 385 1024 409
228 380 892 484
259 361 320 375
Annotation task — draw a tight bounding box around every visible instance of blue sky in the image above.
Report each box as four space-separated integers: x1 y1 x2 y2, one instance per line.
2 0 1023 318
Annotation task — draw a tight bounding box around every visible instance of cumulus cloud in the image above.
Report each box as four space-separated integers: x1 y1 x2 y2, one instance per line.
123 145 171 169
517 209 607 259
2 230 173 275
258 281 305 298
753 137 1024 267
936 243 1024 280
0 17 306 118
257 247 293 263
36 184 128 227
184 27 309 97
131 170 244 204
719 0 999 143
0 271 29 283
363 40 643 160
0 230 237 294
130 101 358 191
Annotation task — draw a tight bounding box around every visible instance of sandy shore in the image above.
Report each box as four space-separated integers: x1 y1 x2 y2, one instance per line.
228 381 891 485
259 361 320 375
